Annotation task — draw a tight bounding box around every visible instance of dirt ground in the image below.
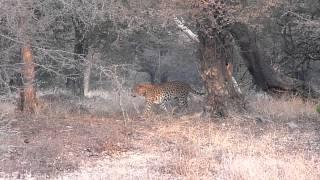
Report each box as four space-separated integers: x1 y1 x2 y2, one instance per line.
0 93 320 179
0 113 128 178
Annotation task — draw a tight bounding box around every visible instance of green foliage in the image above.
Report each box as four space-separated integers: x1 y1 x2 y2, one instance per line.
316 104 320 114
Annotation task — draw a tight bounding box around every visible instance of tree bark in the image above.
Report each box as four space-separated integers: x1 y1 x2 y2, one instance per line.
228 22 320 97
19 45 38 113
174 17 200 43
198 29 243 117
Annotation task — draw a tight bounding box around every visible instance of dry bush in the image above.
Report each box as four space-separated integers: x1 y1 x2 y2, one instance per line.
35 87 140 119
248 93 319 121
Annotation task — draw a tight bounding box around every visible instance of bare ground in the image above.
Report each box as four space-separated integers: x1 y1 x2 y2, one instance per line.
0 93 320 179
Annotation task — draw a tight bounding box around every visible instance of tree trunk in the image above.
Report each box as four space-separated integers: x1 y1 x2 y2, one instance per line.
66 17 88 96
84 49 94 97
19 45 38 113
228 23 320 97
174 16 242 95
198 30 243 117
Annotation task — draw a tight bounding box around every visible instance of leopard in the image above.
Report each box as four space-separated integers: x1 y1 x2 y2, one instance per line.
132 81 204 115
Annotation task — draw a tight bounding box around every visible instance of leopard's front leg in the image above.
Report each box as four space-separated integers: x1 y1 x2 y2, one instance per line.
143 101 153 116
160 102 168 112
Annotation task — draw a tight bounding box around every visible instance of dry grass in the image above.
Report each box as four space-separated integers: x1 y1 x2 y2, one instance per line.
134 115 320 179
248 93 318 121
52 112 320 179
0 93 319 179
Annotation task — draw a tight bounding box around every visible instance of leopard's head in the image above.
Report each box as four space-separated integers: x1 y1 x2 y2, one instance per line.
131 83 154 97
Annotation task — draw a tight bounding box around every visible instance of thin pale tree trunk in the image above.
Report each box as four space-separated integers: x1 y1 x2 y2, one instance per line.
84 50 93 97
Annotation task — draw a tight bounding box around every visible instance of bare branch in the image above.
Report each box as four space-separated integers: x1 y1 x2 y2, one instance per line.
174 17 199 43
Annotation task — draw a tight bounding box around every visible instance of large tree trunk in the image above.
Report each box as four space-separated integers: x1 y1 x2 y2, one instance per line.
198 30 243 117
19 45 38 113
194 1 244 117
228 23 320 97
174 16 242 94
